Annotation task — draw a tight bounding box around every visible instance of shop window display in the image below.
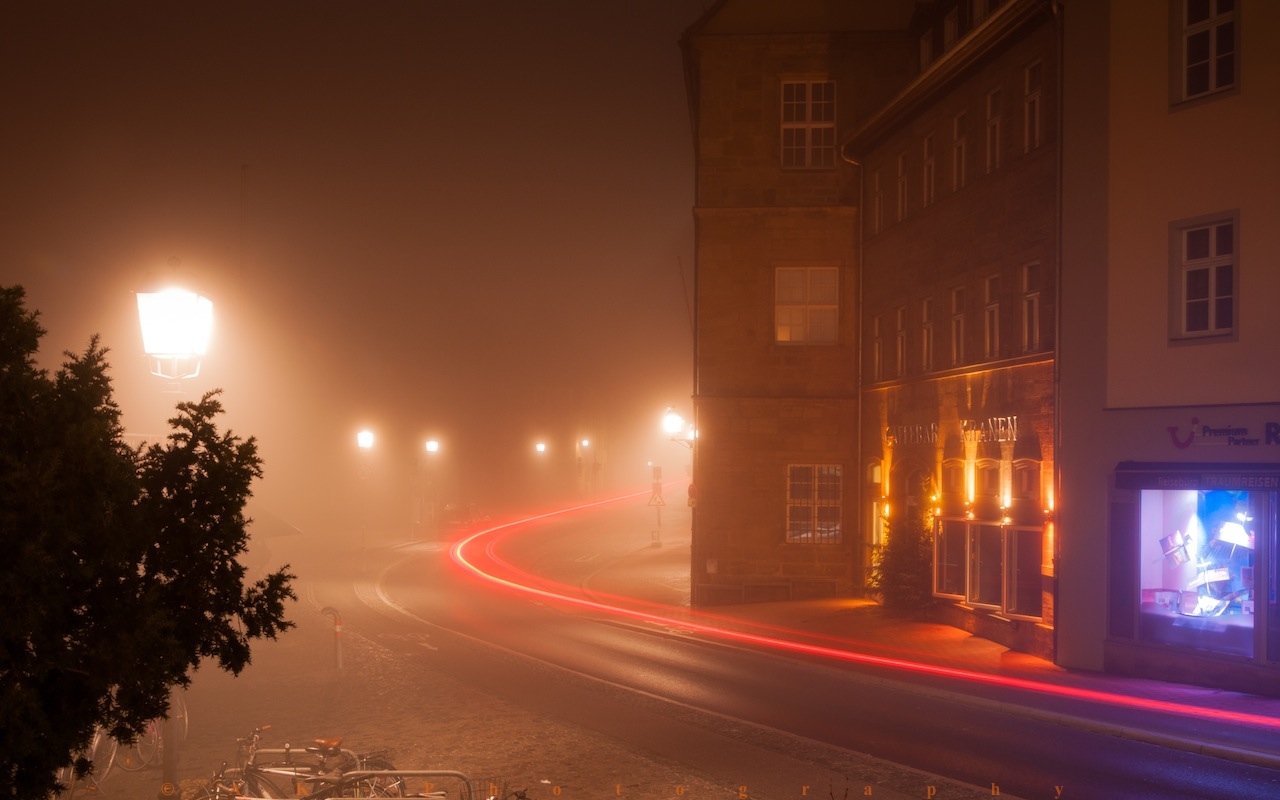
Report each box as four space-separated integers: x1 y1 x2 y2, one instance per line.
1138 489 1256 658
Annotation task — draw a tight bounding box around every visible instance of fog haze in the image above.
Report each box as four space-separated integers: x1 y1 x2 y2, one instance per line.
1 1 704 536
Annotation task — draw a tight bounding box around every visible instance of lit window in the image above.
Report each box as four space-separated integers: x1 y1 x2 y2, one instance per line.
781 81 836 168
1174 217 1235 339
776 266 839 343
787 464 842 544
1180 0 1236 101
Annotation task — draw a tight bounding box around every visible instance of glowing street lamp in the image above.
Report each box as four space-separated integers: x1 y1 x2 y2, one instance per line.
663 407 694 449
136 287 214 380
356 430 373 568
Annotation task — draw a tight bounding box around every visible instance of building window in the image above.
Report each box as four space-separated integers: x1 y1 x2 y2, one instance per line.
952 112 969 191
871 314 883 380
894 306 907 377
971 0 990 25
896 153 908 221
919 31 933 70
1021 263 1041 352
781 80 836 169
1173 216 1235 340
1023 61 1043 152
787 464 842 544
921 296 935 372
943 9 959 50
984 274 1000 359
937 516 1043 618
1180 0 1236 101
922 134 936 207
985 88 1002 173
871 169 884 234
950 286 966 366
1006 526 1044 617
1135 487 1257 658
776 266 838 343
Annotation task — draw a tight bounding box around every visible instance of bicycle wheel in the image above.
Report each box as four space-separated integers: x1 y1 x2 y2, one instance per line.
57 729 118 797
342 755 404 798
114 719 159 771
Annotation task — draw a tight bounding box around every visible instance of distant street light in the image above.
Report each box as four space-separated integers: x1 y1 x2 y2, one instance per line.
662 406 695 449
421 439 441 540
136 287 214 380
356 430 373 569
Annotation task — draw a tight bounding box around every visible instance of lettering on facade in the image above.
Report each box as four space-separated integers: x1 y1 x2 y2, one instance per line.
1165 417 1280 450
884 416 1019 447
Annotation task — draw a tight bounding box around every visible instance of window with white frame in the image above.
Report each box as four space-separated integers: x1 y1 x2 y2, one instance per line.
896 153 908 221
922 134 936 207
894 306 907 377
781 80 836 169
921 296 935 372
1021 262 1041 352
1180 0 1236 102
984 274 1000 359
985 88 1002 173
1006 525 1043 617
871 314 883 380
969 523 1003 606
952 112 969 191
1174 216 1236 339
776 266 839 343
1023 61 1043 152
787 464 842 544
950 286 966 366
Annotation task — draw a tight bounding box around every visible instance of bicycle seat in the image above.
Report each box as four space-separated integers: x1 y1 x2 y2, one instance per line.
309 736 344 754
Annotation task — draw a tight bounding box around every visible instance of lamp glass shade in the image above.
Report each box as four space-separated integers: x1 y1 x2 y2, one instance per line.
137 289 213 358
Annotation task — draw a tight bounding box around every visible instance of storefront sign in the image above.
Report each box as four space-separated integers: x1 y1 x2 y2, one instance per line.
1165 418 1280 450
1114 465 1280 490
884 415 1018 446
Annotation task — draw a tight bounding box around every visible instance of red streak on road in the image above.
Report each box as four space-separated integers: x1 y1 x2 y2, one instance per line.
449 493 1280 732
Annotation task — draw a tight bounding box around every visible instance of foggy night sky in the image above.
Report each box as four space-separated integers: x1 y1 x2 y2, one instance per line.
1 1 709 536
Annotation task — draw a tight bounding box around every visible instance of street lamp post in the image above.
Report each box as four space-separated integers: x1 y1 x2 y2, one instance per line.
421 439 440 540
357 430 373 570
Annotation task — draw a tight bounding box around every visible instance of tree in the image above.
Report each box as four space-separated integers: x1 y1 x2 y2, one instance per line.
867 489 935 612
0 285 295 800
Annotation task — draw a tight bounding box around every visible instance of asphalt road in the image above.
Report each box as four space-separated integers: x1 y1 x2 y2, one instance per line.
356 496 1280 800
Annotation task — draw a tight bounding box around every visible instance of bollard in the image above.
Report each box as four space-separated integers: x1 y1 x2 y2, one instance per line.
320 607 344 670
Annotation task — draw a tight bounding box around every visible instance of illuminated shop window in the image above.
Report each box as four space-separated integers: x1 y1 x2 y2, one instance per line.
1138 488 1256 658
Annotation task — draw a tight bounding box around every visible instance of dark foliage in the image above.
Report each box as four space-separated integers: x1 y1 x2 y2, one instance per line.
0 286 295 799
867 497 935 612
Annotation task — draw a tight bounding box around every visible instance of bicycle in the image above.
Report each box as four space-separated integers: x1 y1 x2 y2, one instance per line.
192 724 406 798
54 726 118 798
114 691 190 771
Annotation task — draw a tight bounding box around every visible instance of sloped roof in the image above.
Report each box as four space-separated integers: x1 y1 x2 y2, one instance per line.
686 0 919 37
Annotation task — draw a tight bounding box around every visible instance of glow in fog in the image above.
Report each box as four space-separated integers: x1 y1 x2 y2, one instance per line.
449 494 1280 732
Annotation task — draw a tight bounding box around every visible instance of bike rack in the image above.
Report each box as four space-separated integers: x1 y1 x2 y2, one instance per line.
227 768 474 799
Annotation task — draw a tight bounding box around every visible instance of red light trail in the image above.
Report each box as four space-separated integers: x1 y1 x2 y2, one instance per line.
449 492 1280 732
